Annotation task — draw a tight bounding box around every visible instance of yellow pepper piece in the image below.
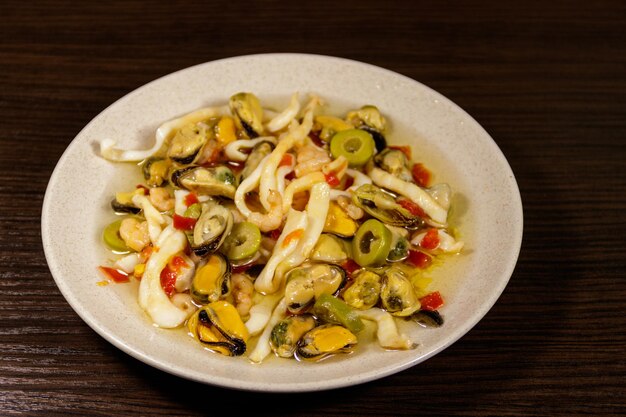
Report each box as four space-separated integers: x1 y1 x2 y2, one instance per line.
216 116 237 145
134 263 146 278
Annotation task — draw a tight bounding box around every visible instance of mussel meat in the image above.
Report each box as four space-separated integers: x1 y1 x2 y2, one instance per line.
341 270 382 310
190 253 231 304
380 267 421 317
167 122 214 164
142 157 171 187
240 140 275 181
295 324 357 361
284 263 346 314
189 200 233 257
346 105 387 151
171 165 237 199
270 314 317 358
373 148 413 182
187 301 249 356
352 184 423 228
229 92 264 138
310 233 350 264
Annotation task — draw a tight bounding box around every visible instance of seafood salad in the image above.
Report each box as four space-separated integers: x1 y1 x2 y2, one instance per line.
97 92 464 363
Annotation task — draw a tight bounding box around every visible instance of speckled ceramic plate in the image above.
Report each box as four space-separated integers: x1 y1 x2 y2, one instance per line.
41 53 522 392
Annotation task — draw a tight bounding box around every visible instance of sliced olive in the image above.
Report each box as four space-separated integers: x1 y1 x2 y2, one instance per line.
102 219 130 253
221 222 261 261
312 293 364 334
330 129 375 167
352 219 392 267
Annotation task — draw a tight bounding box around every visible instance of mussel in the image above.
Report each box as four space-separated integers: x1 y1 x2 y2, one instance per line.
310 233 350 264
190 253 231 304
352 184 423 228
167 122 214 164
314 115 352 142
229 92 264 138
187 301 249 356
295 324 357 361
171 165 237 199
380 267 421 317
240 140 275 181
142 157 171 187
323 201 359 237
346 105 387 152
110 191 141 214
373 148 413 183
284 263 347 314
270 314 317 358
188 200 233 257
341 270 382 310
412 310 444 327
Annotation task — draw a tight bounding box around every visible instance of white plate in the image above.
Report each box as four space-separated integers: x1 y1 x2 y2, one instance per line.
41 53 522 392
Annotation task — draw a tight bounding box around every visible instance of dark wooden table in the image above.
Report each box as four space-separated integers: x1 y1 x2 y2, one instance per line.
1 1 624 416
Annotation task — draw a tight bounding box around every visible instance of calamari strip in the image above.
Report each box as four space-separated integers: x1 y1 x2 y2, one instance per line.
254 209 308 294
223 136 277 162
321 155 348 179
266 92 300 132
357 308 416 350
275 182 330 278
234 155 270 218
245 293 283 336
276 165 294 196
369 167 448 225
132 194 166 244
100 107 221 162
282 172 325 213
138 225 189 328
248 298 287 363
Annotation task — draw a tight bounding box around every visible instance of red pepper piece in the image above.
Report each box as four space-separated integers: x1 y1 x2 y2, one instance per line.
420 228 440 250
160 264 177 297
411 163 432 188
341 259 361 279
325 172 340 187
184 192 199 206
397 199 427 218
419 291 444 311
98 266 130 283
173 214 197 231
406 250 432 268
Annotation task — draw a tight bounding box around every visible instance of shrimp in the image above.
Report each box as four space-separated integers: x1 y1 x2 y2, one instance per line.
248 190 283 232
294 143 331 178
231 273 254 318
119 218 150 252
149 187 174 212
337 195 364 220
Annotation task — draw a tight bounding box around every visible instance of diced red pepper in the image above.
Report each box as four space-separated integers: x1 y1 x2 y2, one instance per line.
98 266 130 283
397 198 427 218
268 228 283 241
279 153 294 168
341 259 361 279
160 265 177 297
173 214 197 231
419 291 444 311
420 228 440 250
389 145 412 160
171 255 186 270
285 171 296 181
184 193 199 206
342 175 354 190
325 172 340 187
309 131 325 148
411 163 432 188
406 250 432 268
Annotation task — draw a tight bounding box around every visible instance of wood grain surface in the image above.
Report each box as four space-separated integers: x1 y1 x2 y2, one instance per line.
1 1 625 415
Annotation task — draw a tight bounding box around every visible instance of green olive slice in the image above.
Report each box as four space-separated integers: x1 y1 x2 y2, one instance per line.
103 219 130 253
329 129 375 167
352 219 392 267
221 222 261 261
